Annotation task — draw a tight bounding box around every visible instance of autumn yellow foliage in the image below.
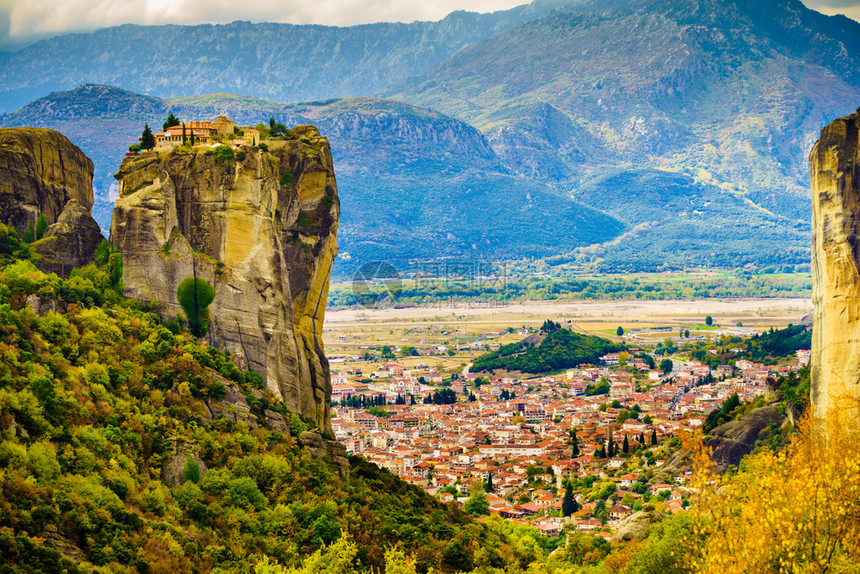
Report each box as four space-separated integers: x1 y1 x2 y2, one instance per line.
689 401 860 574
254 537 430 574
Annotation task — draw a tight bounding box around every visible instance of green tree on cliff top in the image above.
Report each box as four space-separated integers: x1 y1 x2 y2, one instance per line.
140 123 155 150
177 275 216 338
163 112 180 131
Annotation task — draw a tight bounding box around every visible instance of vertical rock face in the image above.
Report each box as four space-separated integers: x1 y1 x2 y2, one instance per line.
110 126 339 431
0 128 95 236
0 127 102 275
810 110 860 420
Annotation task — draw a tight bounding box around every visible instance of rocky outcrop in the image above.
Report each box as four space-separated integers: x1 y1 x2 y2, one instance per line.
810 110 860 420
203 377 262 430
110 126 339 431
0 127 94 236
30 199 103 276
705 406 785 473
661 405 786 475
299 430 350 478
612 510 664 543
161 442 208 488
195 376 347 476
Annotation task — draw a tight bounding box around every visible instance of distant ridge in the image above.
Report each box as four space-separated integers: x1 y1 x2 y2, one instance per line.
0 2 569 113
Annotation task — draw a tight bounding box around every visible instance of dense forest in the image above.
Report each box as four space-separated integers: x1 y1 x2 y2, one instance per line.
742 324 811 362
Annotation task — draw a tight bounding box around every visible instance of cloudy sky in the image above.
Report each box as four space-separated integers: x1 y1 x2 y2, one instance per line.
0 0 857 50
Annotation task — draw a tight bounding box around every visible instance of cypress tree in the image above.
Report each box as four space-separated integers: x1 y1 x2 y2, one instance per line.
485 472 494 493
651 429 658 446
34 213 48 240
107 252 123 291
562 481 578 516
140 123 155 150
182 123 187 145
623 435 629 454
568 429 580 458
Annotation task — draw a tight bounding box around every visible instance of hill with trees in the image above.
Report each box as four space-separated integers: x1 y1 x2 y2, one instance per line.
472 326 622 374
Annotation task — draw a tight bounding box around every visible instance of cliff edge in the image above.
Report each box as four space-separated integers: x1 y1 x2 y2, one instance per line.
810 109 860 420
110 126 339 431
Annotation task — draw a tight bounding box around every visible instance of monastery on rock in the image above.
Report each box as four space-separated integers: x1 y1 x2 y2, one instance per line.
154 115 260 147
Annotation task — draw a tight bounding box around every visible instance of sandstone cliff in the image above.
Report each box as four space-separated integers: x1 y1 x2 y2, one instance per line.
0 127 102 274
810 110 860 420
0 127 94 235
110 126 339 431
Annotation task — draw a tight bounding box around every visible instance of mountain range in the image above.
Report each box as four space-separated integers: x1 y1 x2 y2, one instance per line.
2 0 858 273
0 1 577 115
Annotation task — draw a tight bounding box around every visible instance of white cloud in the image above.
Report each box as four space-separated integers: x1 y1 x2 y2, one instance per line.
805 3 860 19
2 0 526 45
803 0 860 6
800 0 860 19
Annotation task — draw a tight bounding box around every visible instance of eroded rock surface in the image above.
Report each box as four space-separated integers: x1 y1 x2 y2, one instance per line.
706 406 785 473
660 404 786 476
0 127 101 275
299 430 350 478
110 126 339 431
0 127 94 236
612 510 664 543
31 198 103 276
810 110 860 420
161 442 208 488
